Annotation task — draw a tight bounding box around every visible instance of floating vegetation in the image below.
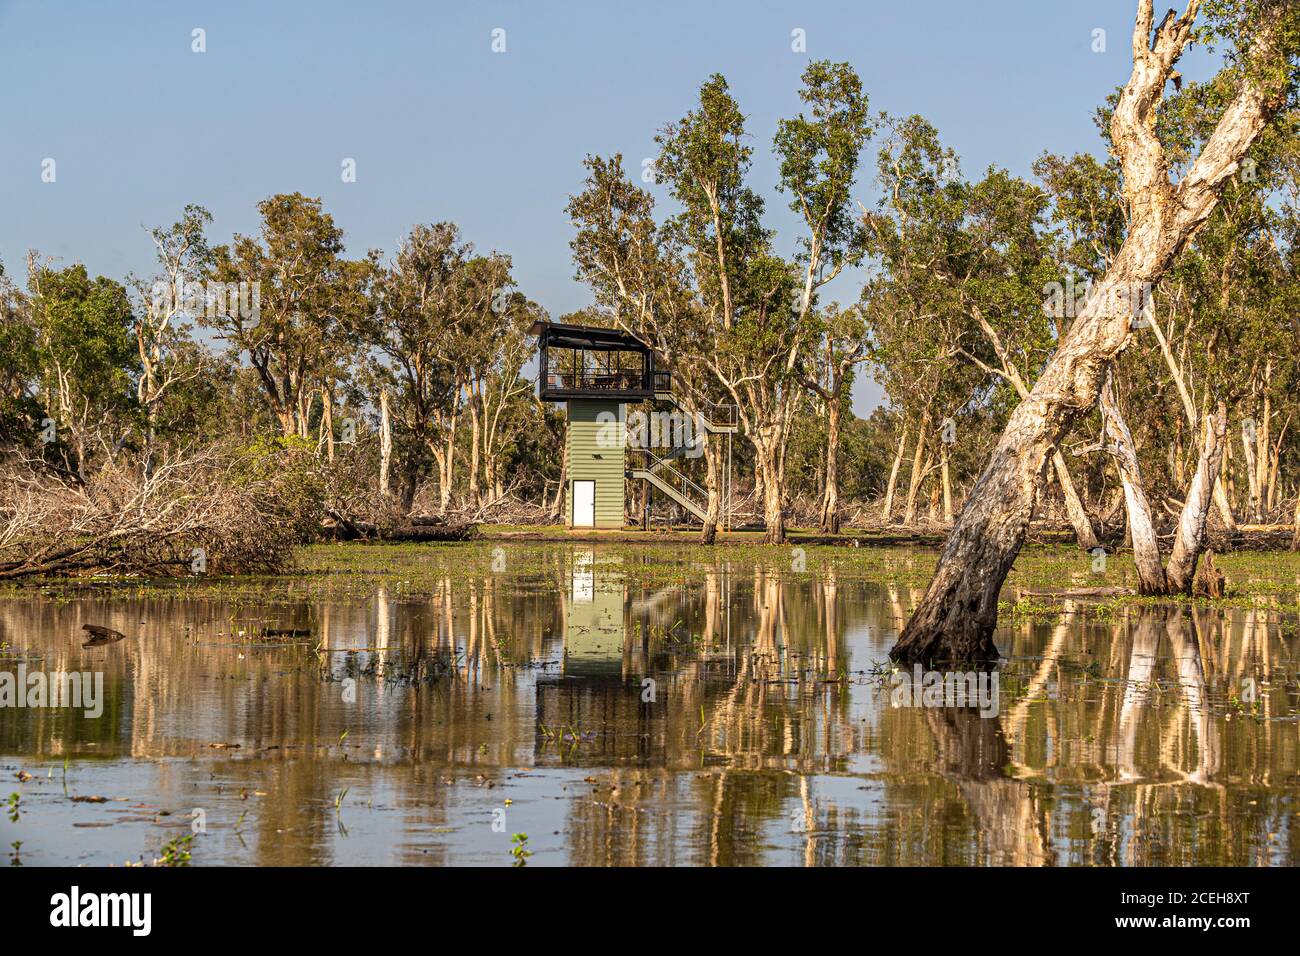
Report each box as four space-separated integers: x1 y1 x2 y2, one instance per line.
510 833 533 866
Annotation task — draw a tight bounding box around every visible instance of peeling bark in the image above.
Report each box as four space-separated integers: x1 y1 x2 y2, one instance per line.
1242 417 1261 522
379 388 392 496
903 408 930 526
1054 451 1101 550
970 310 1099 549
820 399 842 534
758 439 785 544
1166 403 1227 593
1100 372 1167 595
891 1 1287 664
881 421 909 524
701 434 721 544
940 441 953 523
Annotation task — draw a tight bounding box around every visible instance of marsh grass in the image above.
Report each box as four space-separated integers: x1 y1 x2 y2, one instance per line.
2 540 1299 618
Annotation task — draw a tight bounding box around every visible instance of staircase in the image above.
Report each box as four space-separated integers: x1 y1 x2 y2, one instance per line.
626 395 739 524
627 448 709 521
652 390 739 434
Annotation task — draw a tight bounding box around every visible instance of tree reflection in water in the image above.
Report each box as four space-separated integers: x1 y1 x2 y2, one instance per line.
0 543 1296 866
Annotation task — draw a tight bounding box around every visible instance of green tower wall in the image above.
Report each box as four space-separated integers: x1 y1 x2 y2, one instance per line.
566 399 626 529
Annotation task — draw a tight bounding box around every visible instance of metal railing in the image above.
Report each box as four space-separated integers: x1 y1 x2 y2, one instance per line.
702 403 738 428
544 368 649 392
626 448 709 504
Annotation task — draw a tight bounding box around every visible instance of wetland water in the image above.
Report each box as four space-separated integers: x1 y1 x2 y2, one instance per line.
2 542 1298 866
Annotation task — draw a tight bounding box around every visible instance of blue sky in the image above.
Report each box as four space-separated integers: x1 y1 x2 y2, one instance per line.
0 0 1217 414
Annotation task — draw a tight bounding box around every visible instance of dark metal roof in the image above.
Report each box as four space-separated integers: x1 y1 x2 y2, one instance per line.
529 320 650 353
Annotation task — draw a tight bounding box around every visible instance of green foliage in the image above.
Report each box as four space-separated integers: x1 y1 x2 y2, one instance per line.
31 264 139 399
157 834 193 867
207 192 376 439
510 832 533 865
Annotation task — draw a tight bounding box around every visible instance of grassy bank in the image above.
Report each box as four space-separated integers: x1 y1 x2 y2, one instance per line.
5 538 1300 620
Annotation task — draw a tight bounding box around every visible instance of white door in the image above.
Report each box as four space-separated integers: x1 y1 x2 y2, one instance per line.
573 480 595 528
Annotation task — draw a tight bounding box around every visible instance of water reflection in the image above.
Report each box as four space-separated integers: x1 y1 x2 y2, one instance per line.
0 544 1297 866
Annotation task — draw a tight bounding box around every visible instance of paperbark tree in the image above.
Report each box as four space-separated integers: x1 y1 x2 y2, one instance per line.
880 418 910 522
892 0 1297 664
207 193 372 441
801 304 869 533
963 312 1100 549
470 295 539 507
362 223 504 512
567 155 728 543
663 65 874 543
1166 401 1228 590
132 205 213 473
573 64 873 544
902 406 931 525
1098 370 1168 593
951 168 1101 549
653 78 790 541
859 116 982 530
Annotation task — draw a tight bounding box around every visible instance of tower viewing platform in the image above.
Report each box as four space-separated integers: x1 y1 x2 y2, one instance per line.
531 319 666 403
530 319 735 530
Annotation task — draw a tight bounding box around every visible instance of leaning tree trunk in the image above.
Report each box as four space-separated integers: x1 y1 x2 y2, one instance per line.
1099 372 1167 594
1053 451 1100 550
903 453 930 527
891 1 1286 665
981 321 1100 550
1166 403 1227 593
820 399 842 534
881 421 910 524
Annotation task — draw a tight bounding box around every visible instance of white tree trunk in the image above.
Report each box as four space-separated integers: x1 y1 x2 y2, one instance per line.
1099 373 1166 594
892 1 1286 664
379 388 392 497
1166 403 1227 592
881 421 910 524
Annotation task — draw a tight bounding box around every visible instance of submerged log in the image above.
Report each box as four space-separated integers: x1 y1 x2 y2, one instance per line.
1020 586 1134 598
81 624 126 648
322 512 476 542
384 522 476 542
